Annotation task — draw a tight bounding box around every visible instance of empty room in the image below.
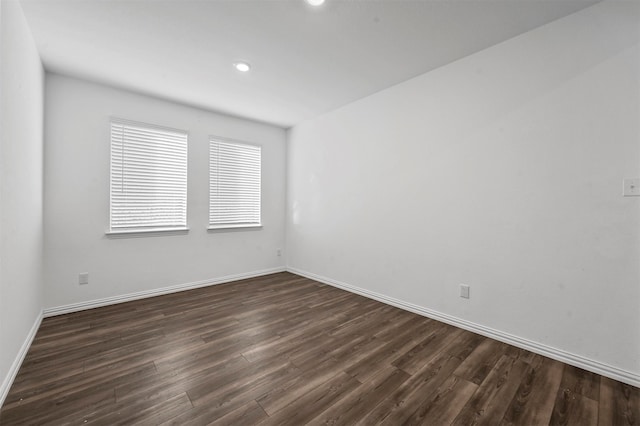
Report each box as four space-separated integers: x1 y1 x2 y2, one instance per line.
1 0 639 424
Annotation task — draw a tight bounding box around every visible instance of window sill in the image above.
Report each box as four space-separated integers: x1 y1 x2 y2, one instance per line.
105 227 190 238
207 224 262 232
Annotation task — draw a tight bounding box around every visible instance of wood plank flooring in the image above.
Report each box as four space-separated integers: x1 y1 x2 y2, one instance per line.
1 272 638 425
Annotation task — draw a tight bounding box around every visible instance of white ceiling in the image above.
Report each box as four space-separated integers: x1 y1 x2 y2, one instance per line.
20 0 599 128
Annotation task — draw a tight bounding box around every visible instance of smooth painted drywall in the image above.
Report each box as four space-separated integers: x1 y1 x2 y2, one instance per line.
0 0 44 399
287 1 640 379
44 74 286 310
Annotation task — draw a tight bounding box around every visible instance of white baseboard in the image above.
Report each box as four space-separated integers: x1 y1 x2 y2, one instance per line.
288 266 640 388
0 311 42 408
43 267 286 317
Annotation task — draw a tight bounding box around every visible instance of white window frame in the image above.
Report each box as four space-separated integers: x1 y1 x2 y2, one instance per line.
209 136 262 230
108 118 189 235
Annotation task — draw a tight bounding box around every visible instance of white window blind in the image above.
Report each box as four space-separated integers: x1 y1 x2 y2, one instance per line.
110 119 188 232
209 138 261 228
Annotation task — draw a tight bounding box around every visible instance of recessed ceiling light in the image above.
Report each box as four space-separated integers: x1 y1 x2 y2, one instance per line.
305 0 325 6
234 62 251 72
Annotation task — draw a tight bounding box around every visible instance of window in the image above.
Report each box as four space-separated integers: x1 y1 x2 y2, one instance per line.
209 138 261 229
109 118 188 233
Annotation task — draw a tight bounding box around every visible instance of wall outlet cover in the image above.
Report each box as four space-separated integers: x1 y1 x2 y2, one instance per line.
623 178 640 197
460 284 470 299
79 272 89 285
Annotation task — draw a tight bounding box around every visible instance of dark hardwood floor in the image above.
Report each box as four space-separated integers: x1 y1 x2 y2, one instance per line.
1 272 638 425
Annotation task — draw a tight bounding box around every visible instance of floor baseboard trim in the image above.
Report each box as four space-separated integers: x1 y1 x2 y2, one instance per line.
43 267 286 318
0 310 43 408
288 266 640 388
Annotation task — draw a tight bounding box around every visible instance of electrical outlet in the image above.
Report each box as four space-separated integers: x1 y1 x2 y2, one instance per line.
277 248 282 257
79 273 89 285
460 284 470 299
623 178 640 197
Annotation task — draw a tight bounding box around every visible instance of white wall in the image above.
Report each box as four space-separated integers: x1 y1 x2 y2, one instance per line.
0 0 44 403
44 74 286 310
287 1 640 384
